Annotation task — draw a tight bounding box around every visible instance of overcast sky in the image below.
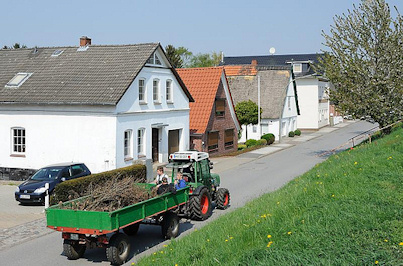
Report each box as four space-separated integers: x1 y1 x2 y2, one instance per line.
1 0 402 56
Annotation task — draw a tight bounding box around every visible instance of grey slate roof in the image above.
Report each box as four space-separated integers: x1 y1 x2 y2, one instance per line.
222 53 322 66
226 66 294 119
0 43 191 105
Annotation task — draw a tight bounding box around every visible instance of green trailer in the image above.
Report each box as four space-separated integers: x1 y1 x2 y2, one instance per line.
46 184 190 265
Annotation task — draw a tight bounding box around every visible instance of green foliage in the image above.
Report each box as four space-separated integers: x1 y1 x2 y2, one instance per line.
257 139 267 146
288 131 295 137
261 133 275 145
317 0 403 128
189 53 216 68
165 45 183 68
294 129 301 136
137 128 403 266
245 139 258 147
238 144 247 150
235 100 259 126
51 164 146 204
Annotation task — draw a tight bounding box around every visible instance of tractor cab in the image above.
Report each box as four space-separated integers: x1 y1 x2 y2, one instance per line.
166 151 220 191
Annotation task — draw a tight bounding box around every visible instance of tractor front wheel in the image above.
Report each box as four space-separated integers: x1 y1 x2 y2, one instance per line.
189 187 212 221
216 188 230 209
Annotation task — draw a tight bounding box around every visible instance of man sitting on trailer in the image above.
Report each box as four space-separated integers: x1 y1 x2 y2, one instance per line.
157 177 176 195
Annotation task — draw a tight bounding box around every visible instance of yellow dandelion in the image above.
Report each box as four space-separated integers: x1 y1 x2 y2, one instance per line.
277 201 280 205
229 236 234 240
207 239 210 242
131 263 136 266
354 161 358 165
225 239 228 242
267 241 273 248
387 156 393 160
153 252 156 255
160 251 164 254
287 231 292 235
175 264 178 266
332 194 335 197
267 234 272 238
399 242 403 246
317 174 320 177
163 245 168 247
375 261 378 264
384 239 388 242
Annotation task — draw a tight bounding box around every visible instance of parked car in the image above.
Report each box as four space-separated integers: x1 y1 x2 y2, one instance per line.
15 163 91 204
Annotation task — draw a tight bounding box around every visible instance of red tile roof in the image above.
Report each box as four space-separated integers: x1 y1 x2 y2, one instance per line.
176 67 224 134
223 65 257 76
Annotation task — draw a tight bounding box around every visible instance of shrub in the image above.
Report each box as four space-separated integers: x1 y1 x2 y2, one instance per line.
245 139 258 147
294 129 301 136
238 144 247 150
257 139 267 146
51 164 146 204
261 133 275 145
288 131 295 137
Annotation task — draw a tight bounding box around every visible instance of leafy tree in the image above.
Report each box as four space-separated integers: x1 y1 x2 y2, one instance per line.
12 43 27 49
176 46 193 67
317 0 403 128
189 53 215 68
165 45 183 68
235 100 260 140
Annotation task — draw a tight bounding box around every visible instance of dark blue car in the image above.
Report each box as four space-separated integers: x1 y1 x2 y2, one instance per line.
15 163 91 204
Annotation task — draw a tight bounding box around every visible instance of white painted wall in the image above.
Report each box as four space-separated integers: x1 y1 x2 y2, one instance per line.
0 108 116 173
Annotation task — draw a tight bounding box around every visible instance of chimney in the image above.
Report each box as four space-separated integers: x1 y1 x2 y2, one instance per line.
80 36 91 47
251 59 258 66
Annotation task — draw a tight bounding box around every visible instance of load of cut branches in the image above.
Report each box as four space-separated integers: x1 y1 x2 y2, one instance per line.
62 176 157 212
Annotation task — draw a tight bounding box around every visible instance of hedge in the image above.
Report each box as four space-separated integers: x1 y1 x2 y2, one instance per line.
294 129 301 136
261 133 275 145
245 139 258 147
288 131 295 137
257 139 267 146
51 164 146 204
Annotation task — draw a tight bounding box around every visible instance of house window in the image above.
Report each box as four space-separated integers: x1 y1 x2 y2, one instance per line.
6 73 32 88
293 63 302 73
208 131 219 152
12 127 26 154
146 52 162 65
224 129 234 148
153 79 160 103
166 79 173 103
138 128 145 156
139 79 146 103
124 130 133 159
215 99 225 117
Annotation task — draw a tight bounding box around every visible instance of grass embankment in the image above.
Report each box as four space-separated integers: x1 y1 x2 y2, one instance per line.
137 128 403 265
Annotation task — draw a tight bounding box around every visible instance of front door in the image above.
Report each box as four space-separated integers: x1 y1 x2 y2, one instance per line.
168 129 180 156
152 128 159 162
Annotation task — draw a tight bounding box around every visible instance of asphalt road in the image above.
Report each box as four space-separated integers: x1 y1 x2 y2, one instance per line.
0 121 377 266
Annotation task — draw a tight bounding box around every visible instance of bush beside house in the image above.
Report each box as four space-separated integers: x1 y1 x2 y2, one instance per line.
261 133 275 145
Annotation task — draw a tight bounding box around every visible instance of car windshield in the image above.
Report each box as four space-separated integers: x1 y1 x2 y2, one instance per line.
30 167 64 180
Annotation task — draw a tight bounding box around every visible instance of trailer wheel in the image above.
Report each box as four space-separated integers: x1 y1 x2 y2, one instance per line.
216 188 230 209
189 187 212 220
106 233 131 265
123 223 140 236
161 212 179 239
63 239 86 260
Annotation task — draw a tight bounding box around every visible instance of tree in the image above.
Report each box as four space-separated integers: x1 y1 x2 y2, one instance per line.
12 43 27 49
317 0 403 128
165 45 183 68
176 46 193 67
235 100 260 140
189 53 216 68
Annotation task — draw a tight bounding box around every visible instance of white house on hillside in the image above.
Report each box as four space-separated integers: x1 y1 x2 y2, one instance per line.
0 37 194 179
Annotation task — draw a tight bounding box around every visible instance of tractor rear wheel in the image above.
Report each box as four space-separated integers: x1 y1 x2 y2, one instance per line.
63 239 86 260
189 187 212 221
161 212 180 239
216 188 230 209
106 233 130 265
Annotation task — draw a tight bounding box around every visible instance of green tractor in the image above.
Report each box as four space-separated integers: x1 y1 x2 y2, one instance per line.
166 151 230 220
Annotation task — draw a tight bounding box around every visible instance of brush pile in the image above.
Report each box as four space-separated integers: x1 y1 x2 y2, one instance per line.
62 176 157 212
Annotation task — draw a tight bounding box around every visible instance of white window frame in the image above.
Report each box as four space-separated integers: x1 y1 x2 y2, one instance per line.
6 73 32 88
153 79 160 103
166 79 173 103
138 78 146 104
146 52 162 66
137 128 145 156
293 63 302 73
124 130 133 160
11 127 26 155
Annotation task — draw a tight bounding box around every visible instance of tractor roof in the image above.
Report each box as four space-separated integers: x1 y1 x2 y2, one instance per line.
169 151 209 161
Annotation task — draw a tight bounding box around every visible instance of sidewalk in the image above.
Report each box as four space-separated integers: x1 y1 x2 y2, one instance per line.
0 121 354 251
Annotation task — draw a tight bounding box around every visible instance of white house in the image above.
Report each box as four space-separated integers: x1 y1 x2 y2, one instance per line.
223 54 331 130
0 37 194 179
224 65 299 142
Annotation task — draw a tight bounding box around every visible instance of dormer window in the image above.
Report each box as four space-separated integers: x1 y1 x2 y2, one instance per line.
293 63 302 73
147 52 162 65
5 73 32 88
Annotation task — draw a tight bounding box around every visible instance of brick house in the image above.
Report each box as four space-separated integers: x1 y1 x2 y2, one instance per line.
176 67 240 156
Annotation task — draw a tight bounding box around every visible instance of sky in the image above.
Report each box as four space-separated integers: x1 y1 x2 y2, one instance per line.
1 0 402 56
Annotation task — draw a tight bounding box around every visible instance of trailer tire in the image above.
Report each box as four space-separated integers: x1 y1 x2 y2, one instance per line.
189 187 212 220
123 223 140 236
216 188 230 209
106 233 131 265
63 239 86 260
162 212 179 239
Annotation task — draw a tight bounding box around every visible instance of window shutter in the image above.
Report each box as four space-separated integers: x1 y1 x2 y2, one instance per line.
208 131 219 146
215 100 225 112
224 129 233 143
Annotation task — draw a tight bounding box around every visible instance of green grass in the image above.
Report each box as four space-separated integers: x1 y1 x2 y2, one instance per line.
136 128 403 265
